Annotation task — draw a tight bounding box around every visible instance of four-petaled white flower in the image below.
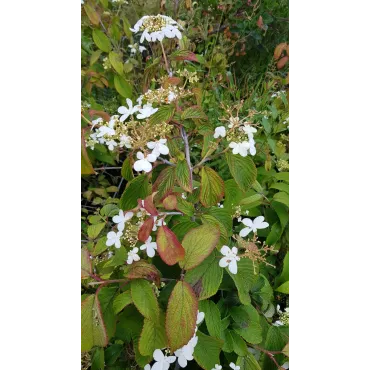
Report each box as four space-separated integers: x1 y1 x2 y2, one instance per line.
112 210 133 231
196 310 205 325
96 125 115 138
106 231 123 249
118 98 140 122
137 103 158 119
134 151 157 173
229 362 240 370
151 349 176 370
242 125 257 136
147 139 169 157
219 246 240 274
91 117 103 128
174 342 195 368
119 134 132 148
239 216 269 237
211 365 222 370
139 236 158 258
106 139 117 151
127 247 140 264
229 141 250 157
214 126 226 138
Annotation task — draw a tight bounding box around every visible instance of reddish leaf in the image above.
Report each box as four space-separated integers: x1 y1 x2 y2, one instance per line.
170 50 199 62
163 194 178 210
141 194 159 216
125 260 161 286
274 43 289 60
81 129 95 175
277 56 289 70
89 110 110 122
156 226 185 265
81 248 92 278
138 217 154 242
256 16 264 29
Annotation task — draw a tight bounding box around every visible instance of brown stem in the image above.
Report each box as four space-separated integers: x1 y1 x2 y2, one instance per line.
160 41 171 76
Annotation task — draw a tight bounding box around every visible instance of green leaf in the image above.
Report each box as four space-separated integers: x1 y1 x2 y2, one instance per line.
100 204 119 217
84 3 100 25
179 224 220 270
176 160 192 192
114 75 132 98
230 305 262 344
274 172 289 182
225 152 257 192
169 50 199 62
221 329 234 353
273 191 289 207
266 222 283 245
275 252 289 287
90 49 102 66
91 348 105 370
271 201 289 229
185 251 223 300
121 157 134 181
87 222 106 239
131 279 160 322
224 179 245 210
139 313 168 356
156 226 185 266
82 131 95 175
92 237 108 256
206 207 233 237
176 197 195 217
261 326 288 370
227 258 257 305
201 214 228 245
109 51 124 75
153 166 176 199
119 175 150 211
230 331 248 356
181 107 207 121
270 182 289 193
193 331 223 370
239 194 263 209
200 166 224 207
97 287 117 339
92 29 111 52
81 295 108 351
113 290 133 314
166 281 198 352
236 352 262 370
198 300 222 339
275 281 289 294
125 260 161 286
148 105 175 125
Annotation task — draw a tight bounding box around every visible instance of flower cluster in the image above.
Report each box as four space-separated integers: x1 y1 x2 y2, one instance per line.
176 69 199 84
130 15 183 43
143 86 192 105
273 305 289 326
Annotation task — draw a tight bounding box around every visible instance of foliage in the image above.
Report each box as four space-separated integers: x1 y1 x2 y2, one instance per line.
81 1 288 369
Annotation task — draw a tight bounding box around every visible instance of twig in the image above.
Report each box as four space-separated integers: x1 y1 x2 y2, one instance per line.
159 41 171 76
157 157 175 166
93 167 122 171
252 345 284 369
114 177 125 198
159 212 183 216
180 127 193 190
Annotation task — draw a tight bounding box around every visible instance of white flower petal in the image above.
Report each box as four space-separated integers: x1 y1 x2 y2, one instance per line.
228 259 238 274
219 257 229 268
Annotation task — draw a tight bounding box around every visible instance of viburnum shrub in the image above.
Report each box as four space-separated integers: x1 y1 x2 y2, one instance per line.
81 2 289 369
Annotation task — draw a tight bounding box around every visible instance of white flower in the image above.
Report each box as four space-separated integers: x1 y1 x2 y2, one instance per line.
108 115 119 128
214 126 226 138
196 310 205 325
91 117 103 128
133 151 157 173
281 361 289 369
248 136 256 156
106 139 118 151
147 139 169 157
242 125 257 136
144 365 151 370
131 15 183 44
106 231 123 249
219 246 240 274
140 236 158 258
152 349 176 370
239 216 269 237
181 193 187 200
139 45 147 53
152 217 166 231
119 134 132 148
175 342 195 368
229 141 250 157
127 247 140 264
137 103 158 119
137 95 144 106
96 125 115 137
229 363 240 370
211 365 222 370
118 98 140 122
112 210 133 232
168 91 177 102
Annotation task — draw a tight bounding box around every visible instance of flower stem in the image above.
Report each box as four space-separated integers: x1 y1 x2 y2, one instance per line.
180 126 193 190
160 41 171 76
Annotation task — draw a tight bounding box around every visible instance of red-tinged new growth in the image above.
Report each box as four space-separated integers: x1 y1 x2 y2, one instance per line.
156 225 185 265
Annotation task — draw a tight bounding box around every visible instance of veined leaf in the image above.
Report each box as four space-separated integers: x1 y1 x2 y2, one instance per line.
125 260 161 286
185 251 223 300
179 224 220 270
138 217 154 242
200 166 224 207
156 226 185 265
121 157 134 181
81 295 108 351
166 281 198 352
162 194 177 210
176 160 192 192
84 2 100 25
109 51 124 75
275 281 289 294
113 291 133 314
148 105 175 125
87 222 106 239
81 130 95 175
225 152 257 192
273 191 289 207
114 75 132 98
198 300 222 339
97 287 117 339
230 331 248 356
181 106 207 121
236 352 262 370
193 331 223 369
92 29 111 52
139 313 168 356
169 50 199 62
119 175 150 211
176 197 195 216
81 249 92 279
153 167 176 199
131 279 160 322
